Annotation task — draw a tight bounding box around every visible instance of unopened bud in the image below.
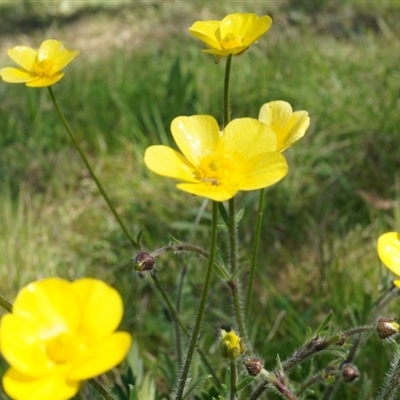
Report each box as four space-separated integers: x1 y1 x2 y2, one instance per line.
220 329 245 360
244 358 264 376
342 364 360 382
133 252 155 272
377 317 400 340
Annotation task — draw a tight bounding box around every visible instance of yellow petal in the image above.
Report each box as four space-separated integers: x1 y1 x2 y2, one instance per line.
0 314 51 377
37 40 79 74
223 118 277 158
189 20 221 50
235 152 288 191
242 15 272 46
71 278 123 343
0 67 36 83
68 332 132 380
177 181 239 202
7 46 37 70
170 115 221 165
26 72 64 87
3 367 79 400
144 145 197 182
220 13 271 46
259 101 310 152
378 232 400 277
12 278 81 333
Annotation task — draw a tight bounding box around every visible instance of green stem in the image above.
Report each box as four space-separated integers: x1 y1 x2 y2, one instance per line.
174 202 219 400
245 188 265 315
88 378 115 400
151 274 221 388
151 243 229 280
228 197 247 341
230 359 237 400
0 294 12 313
47 87 138 249
175 265 187 367
223 54 233 128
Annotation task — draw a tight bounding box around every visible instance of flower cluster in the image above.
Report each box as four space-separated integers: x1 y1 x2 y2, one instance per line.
0 278 131 400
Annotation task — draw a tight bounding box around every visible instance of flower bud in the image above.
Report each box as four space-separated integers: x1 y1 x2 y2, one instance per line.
244 358 264 376
342 364 360 382
133 252 155 272
220 329 245 360
376 317 400 340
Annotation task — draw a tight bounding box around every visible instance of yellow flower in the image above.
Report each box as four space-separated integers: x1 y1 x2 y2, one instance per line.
220 329 245 360
144 115 288 202
0 40 79 87
0 278 132 400
377 232 400 287
258 101 310 152
189 13 272 62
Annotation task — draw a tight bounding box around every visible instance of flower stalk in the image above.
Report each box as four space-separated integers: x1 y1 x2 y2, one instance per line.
47 87 139 250
174 201 219 400
245 187 265 315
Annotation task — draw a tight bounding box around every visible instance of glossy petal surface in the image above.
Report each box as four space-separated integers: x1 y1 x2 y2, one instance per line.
0 67 36 83
259 101 310 152
144 115 288 201
378 232 400 281
0 277 131 400
3 368 79 400
68 332 132 380
0 39 79 87
189 13 272 59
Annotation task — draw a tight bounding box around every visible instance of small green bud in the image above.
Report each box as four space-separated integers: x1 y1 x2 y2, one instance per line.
376 317 400 340
133 252 155 272
220 329 245 360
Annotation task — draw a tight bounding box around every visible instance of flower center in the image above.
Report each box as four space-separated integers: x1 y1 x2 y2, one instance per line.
33 58 55 76
196 154 232 186
46 332 77 364
219 34 243 49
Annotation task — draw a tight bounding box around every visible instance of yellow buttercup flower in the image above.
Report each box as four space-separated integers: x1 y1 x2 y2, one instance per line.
0 40 79 87
189 13 272 62
377 232 400 287
144 115 288 202
258 101 310 152
0 277 132 400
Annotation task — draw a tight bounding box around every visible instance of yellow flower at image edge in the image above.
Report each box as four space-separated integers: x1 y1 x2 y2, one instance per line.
144 115 288 202
0 278 132 400
189 13 272 61
259 101 310 152
0 40 79 87
377 232 400 287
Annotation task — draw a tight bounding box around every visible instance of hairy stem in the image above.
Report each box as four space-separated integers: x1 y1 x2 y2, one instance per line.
48 87 138 249
174 202 219 399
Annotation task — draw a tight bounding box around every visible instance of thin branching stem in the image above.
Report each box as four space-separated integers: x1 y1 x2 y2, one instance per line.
47 87 138 250
174 202 219 400
150 243 229 280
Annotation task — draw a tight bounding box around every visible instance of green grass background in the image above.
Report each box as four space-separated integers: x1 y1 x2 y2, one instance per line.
1 0 400 398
